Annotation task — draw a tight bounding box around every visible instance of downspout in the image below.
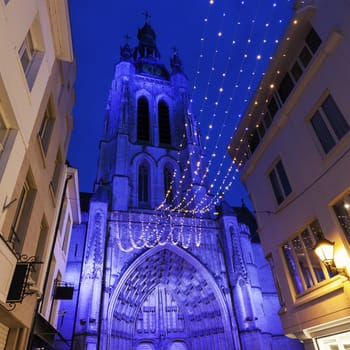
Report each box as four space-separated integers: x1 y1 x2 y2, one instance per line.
27 171 73 349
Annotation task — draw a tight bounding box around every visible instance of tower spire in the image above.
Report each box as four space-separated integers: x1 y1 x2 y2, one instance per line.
133 13 160 61
142 10 151 24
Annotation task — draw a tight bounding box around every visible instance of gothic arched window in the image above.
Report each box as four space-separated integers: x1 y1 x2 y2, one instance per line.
138 162 149 206
137 96 150 142
158 100 171 145
164 165 174 205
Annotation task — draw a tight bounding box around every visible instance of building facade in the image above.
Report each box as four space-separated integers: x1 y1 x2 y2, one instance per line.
0 0 75 348
56 19 303 350
229 1 350 349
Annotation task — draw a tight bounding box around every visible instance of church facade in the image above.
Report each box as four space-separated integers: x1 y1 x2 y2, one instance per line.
56 20 303 350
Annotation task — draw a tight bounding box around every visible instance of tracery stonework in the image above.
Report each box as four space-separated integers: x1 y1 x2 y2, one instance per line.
56 19 303 350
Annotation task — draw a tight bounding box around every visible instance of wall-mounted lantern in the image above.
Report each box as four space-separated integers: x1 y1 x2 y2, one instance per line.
313 239 349 278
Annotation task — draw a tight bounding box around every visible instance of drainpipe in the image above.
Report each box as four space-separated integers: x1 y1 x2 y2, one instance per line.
27 171 73 349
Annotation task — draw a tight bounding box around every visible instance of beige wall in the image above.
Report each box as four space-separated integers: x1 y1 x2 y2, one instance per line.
230 0 350 347
0 0 75 348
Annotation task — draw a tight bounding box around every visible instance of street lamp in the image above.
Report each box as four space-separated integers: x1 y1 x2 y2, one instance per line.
313 238 348 278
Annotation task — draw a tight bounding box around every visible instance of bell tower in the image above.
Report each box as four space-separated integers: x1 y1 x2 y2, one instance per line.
95 18 209 213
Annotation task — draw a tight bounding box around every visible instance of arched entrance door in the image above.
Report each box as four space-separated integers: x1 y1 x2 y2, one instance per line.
107 245 236 349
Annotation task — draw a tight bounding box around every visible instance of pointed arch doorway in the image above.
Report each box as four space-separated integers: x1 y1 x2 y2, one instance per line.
106 244 237 349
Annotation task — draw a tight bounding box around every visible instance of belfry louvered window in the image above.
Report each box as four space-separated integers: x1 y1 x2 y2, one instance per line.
137 97 150 142
158 100 171 145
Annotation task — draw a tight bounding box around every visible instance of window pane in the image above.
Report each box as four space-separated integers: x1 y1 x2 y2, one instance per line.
333 199 350 243
269 169 284 204
292 235 315 288
137 97 150 142
248 130 260 154
306 27 322 54
276 160 292 197
263 113 272 128
158 101 171 145
299 46 312 68
311 111 336 153
39 106 54 154
290 61 303 82
322 95 349 140
301 227 326 283
309 220 325 241
267 97 279 119
278 73 294 103
282 243 305 294
258 123 265 138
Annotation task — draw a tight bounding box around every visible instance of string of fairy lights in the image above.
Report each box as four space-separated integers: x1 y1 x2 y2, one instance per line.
112 0 294 251
162 0 292 212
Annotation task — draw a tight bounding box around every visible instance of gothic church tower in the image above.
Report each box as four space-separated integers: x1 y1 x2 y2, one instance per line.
56 19 303 350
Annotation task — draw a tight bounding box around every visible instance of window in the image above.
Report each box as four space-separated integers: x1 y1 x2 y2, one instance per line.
164 166 174 205
268 160 292 205
282 220 329 295
305 27 322 54
62 215 72 255
333 195 350 244
290 61 303 82
278 73 294 103
32 216 49 281
50 151 63 196
310 95 349 154
297 27 322 70
267 96 279 119
0 110 9 154
138 162 149 206
10 172 36 253
137 97 150 142
158 100 171 145
18 18 44 90
38 101 55 154
248 130 260 154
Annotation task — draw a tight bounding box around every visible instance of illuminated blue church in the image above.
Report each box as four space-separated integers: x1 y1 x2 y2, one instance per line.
56 19 303 350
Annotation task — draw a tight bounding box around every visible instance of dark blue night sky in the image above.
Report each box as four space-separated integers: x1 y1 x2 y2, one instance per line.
68 1 293 209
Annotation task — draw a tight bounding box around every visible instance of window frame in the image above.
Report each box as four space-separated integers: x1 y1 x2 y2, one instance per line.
268 159 292 205
18 17 45 91
281 219 330 296
38 101 55 155
310 95 349 154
